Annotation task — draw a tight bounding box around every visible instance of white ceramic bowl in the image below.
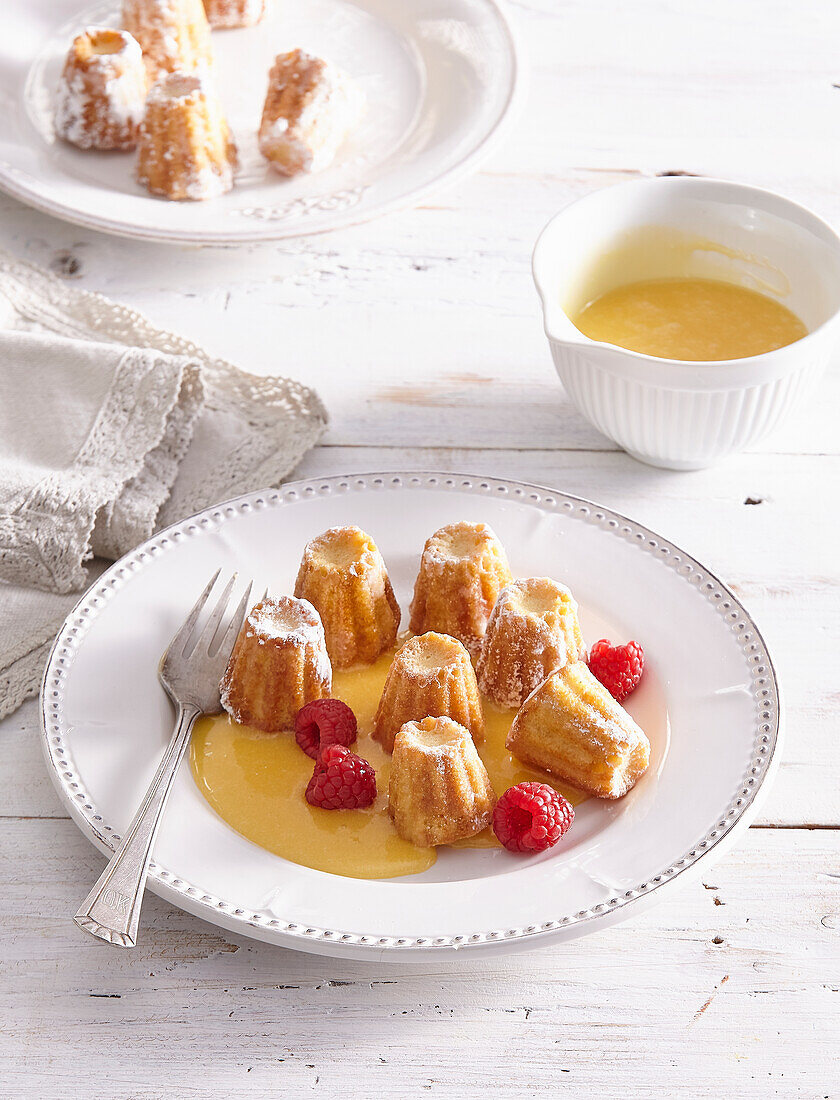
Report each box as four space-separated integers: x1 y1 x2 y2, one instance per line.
532 177 840 469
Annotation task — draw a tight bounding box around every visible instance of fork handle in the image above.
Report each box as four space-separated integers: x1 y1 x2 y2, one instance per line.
74 702 201 948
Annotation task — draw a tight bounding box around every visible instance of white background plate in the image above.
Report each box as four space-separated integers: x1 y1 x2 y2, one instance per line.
0 0 520 242
40 473 781 959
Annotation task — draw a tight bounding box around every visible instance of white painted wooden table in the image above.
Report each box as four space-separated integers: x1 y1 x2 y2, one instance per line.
2 1 839 1095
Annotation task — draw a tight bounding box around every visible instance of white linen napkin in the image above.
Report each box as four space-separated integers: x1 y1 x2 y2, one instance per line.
0 250 327 719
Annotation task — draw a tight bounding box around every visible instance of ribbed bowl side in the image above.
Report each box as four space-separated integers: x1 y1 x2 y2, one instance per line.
552 345 827 469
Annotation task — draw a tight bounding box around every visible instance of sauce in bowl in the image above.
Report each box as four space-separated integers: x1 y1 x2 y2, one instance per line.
572 276 807 361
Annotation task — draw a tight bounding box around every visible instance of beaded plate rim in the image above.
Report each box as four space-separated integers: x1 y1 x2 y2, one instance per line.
40 471 782 954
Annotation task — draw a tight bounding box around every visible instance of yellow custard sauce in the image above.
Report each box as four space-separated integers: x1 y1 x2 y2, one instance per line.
190 646 587 880
573 276 807 361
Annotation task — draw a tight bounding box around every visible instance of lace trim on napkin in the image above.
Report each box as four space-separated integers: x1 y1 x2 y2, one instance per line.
0 251 327 563
91 362 204 560
0 253 328 525
0 348 197 594
0 642 51 720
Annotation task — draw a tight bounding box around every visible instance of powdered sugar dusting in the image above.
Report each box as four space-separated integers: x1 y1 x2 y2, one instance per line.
477 578 587 709
509 662 650 799
247 594 324 644
259 49 364 176
219 661 235 713
205 0 266 28
220 595 332 717
137 71 237 200
409 521 512 653
422 521 494 564
389 714 495 845
54 28 146 150
123 0 214 82
401 633 470 681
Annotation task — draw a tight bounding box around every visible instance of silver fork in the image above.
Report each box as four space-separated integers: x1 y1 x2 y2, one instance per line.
74 569 252 948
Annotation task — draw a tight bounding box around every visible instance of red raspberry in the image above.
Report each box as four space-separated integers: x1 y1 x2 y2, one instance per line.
588 639 645 702
493 782 574 853
294 698 357 759
305 744 376 810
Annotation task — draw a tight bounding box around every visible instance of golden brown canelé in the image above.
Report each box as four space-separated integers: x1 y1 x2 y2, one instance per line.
294 526 400 669
203 0 266 27
373 632 485 752
258 48 363 177
506 662 650 799
54 28 147 151
409 522 513 658
136 71 237 200
476 577 587 709
389 717 496 847
123 0 213 82
220 595 332 732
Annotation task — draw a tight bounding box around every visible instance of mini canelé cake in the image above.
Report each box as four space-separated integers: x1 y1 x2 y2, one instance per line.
476 577 586 709
389 717 496 847
373 632 484 752
203 0 266 27
220 595 331 732
506 662 650 799
294 526 400 669
137 71 237 200
54 28 147 151
258 49 363 177
123 0 213 82
409 522 513 658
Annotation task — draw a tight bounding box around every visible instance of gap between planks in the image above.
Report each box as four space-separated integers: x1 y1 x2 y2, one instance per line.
312 442 840 458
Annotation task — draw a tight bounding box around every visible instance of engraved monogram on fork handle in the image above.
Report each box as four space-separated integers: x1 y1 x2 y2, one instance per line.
74 570 251 948
74 702 201 947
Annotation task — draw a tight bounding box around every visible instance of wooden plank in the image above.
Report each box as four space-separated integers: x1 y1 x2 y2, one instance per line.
1 170 838 456
518 0 840 184
0 820 837 1098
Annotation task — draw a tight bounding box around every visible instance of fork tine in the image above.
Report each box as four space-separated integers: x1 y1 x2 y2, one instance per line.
191 572 238 657
215 581 253 660
170 568 221 656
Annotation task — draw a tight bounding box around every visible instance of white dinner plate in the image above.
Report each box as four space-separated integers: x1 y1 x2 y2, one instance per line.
0 0 520 243
41 473 781 959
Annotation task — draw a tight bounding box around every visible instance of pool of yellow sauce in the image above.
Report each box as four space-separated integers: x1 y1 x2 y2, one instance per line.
190 647 587 880
572 276 807 361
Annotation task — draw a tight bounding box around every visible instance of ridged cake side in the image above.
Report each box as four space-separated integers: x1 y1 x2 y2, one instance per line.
409 521 513 657
294 525 400 669
203 0 266 27
220 595 332 732
123 0 213 82
258 49 363 177
389 716 496 847
506 662 650 798
137 71 237 200
373 632 485 752
476 577 587 709
54 28 147 151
